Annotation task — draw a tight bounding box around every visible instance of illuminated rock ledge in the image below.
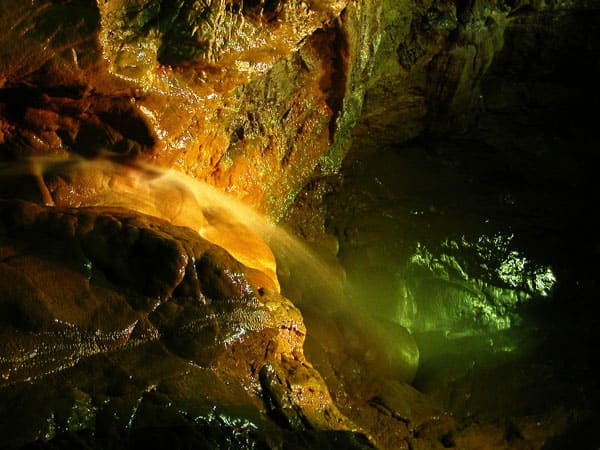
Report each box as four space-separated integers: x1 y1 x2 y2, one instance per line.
1 0 599 448
0 199 366 449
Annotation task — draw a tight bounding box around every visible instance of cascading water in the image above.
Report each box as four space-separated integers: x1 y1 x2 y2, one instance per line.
0 156 421 385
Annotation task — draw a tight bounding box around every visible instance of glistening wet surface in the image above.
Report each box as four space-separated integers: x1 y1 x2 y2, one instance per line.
322 111 600 447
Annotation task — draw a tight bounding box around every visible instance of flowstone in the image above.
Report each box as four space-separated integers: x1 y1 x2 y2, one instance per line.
0 199 364 449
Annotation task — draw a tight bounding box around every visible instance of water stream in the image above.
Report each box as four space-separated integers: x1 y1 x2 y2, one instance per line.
1 156 418 379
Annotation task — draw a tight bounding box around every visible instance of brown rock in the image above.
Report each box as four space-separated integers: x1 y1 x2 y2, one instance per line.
0 199 361 448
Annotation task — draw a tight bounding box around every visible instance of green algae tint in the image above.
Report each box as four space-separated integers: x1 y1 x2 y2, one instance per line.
1 156 421 385
396 232 556 334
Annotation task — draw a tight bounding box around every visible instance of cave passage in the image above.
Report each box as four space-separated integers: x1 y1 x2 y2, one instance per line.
1 0 600 449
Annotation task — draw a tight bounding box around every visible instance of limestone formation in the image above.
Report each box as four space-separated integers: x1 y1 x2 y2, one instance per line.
0 199 367 448
1 0 599 449
1 0 523 217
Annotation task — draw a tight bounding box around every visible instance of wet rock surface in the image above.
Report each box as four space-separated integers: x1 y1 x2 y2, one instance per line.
1 0 569 217
0 0 355 217
319 139 600 445
315 8 600 448
283 0 600 447
1 0 599 449
0 200 366 449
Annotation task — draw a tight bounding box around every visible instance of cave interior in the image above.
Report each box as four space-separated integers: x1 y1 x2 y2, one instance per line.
0 0 599 449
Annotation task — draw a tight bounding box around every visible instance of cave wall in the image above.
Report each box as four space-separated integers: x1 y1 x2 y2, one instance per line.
1 0 358 218
0 0 553 218
2 1 600 449
350 0 600 153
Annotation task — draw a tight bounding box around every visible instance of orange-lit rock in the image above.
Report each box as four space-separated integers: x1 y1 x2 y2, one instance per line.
0 0 511 218
0 199 363 448
2 0 599 448
0 0 356 218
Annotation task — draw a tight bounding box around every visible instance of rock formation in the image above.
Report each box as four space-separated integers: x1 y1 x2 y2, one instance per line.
1 0 599 448
0 198 370 448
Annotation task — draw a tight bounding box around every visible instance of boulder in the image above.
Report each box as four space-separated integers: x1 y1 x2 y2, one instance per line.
0 199 363 449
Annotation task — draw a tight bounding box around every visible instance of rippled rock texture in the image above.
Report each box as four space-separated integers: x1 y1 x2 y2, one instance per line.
0 158 428 449
1 0 600 449
0 199 369 449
